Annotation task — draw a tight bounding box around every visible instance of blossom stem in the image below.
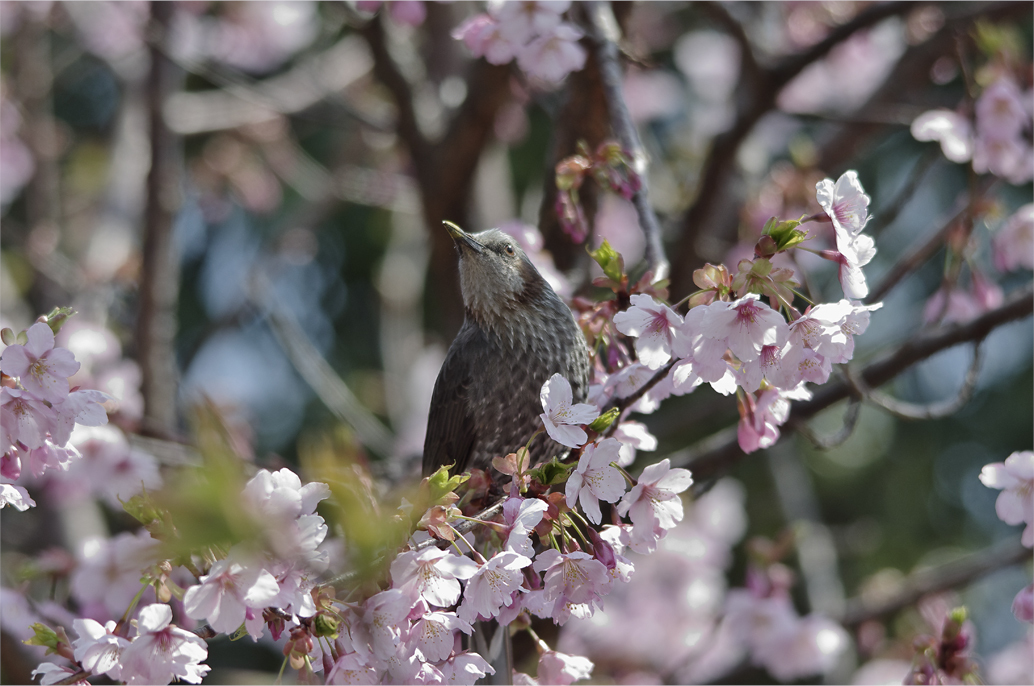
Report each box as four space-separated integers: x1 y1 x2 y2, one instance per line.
276 656 289 684
525 625 551 654
611 462 638 488
453 514 506 531
564 513 593 550
788 288 816 307
118 584 150 632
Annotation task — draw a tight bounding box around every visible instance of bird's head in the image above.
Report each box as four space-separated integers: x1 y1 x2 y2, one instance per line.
444 221 549 327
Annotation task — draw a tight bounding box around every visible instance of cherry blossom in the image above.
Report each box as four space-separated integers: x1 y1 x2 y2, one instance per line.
816 171 871 238
976 78 1029 143
438 651 495 685
119 603 210 685
829 230 877 300
30 662 87 686
825 301 882 364
753 614 850 681
617 459 693 554
994 204 1034 273
502 497 548 557
411 609 472 662
516 23 586 84
72 618 130 680
611 420 658 467
360 588 414 661
390 547 479 607
612 294 685 369
533 549 609 611
451 14 519 65
979 450 1034 547
327 653 381 685
1 387 52 452
702 294 789 363
566 437 626 524
911 109 974 162
537 649 594 685
540 373 598 448
458 550 532 622
183 552 281 638
492 1 569 45
0 482 35 510
1 322 80 402
1013 584 1033 623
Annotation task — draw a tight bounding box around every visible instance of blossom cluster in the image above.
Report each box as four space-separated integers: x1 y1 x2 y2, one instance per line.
453 1 587 85
912 74 1033 185
1 319 110 511
980 450 1034 624
585 171 881 454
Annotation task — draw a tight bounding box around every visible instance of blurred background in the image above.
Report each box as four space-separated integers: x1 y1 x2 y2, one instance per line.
1 1 1031 684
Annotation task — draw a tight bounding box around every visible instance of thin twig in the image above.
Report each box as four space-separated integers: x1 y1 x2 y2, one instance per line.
792 397 862 450
843 340 984 421
584 1 669 281
250 273 396 458
838 537 1031 627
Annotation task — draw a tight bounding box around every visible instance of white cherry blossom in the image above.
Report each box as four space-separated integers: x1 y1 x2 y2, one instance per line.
613 294 685 369
702 294 789 363
183 552 280 638
119 603 210 685
72 618 129 680
539 374 598 448
980 450 1034 547
816 170 871 238
390 547 478 607
566 438 626 524
458 550 532 622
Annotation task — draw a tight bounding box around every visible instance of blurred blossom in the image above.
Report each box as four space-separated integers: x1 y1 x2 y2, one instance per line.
56 424 161 507
778 21 905 114
0 89 35 207
494 101 530 143
65 1 149 61
850 659 911 684
623 69 684 123
595 194 646 267
911 109 974 162
986 631 1034 685
674 31 741 103
517 23 587 84
1013 584 1033 623
70 530 161 621
994 204 1034 272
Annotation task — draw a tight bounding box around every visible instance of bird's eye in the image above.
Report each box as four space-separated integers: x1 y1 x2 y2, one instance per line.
504 244 516 256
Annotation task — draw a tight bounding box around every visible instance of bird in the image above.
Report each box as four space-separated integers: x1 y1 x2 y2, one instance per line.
422 221 591 479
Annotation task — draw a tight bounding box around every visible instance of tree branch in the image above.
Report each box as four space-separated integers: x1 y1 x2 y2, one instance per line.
584 1 669 281
838 537 1030 627
136 1 183 438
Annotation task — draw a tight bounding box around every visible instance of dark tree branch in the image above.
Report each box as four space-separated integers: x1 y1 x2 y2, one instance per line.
839 537 1030 627
670 1 917 296
585 1 669 280
137 1 183 438
678 282 1034 482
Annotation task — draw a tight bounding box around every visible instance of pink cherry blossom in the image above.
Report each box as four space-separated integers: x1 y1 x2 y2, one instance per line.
537 649 594 686
1013 584 1033 623
617 459 693 554
613 294 685 369
976 78 1029 143
816 171 871 238
911 109 974 162
994 204 1034 272
516 23 586 84
540 373 598 448
612 420 658 467
183 553 281 638
492 1 569 45
753 613 850 681
979 450 1034 547
702 294 789 363
360 588 413 661
566 438 626 524
1 387 53 451
451 14 520 65
825 301 882 364
788 301 852 358
533 549 609 611
410 609 472 662
390 547 479 607
972 134 1033 183
119 603 210 685
326 652 381 685
438 651 495 685
72 618 130 680
502 497 548 557
70 530 162 619
1 322 81 402
458 550 532 622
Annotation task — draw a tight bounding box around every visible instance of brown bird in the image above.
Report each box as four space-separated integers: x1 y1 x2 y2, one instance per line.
422 222 591 478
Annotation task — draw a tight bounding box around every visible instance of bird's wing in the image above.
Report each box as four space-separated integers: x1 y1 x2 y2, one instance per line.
422 341 477 477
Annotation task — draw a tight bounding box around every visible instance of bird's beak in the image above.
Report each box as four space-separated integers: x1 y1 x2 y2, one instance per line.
443 221 484 254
